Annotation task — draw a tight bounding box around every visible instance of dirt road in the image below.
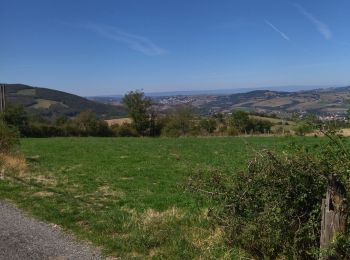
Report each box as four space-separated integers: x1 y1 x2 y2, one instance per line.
0 201 102 260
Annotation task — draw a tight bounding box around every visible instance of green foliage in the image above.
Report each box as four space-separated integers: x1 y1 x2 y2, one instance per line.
122 90 152 136
0 121 19 153
325 234 350 259
247 118 273 134
172 105 194 135
294 122 314 136
1 105 28 135
24 122 66 137
229 110 249 133
162 105 194 136
21 111 113 137
73 110 113 137
199 118 217 134
111 123 139 137
189 135 350 259
228 110 273 134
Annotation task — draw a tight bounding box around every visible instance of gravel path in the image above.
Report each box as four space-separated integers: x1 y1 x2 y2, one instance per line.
0 201 102 260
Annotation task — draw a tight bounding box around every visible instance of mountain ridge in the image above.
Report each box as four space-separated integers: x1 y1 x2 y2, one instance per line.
3 83 350 119
2 83 127 119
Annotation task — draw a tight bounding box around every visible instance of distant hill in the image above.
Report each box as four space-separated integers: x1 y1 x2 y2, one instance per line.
3 84 127 119
5 83 350 119
154 86 350 117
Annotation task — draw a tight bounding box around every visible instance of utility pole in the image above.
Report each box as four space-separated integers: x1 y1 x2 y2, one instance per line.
0 84 6 113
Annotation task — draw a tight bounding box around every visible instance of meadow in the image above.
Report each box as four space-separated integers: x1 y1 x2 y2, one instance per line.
0 136 322 259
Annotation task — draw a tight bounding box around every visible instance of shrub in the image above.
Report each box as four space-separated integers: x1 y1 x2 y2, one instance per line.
188 134 350 259
0 121 19 153
226 127 239 136
246 118 273 134
23 122 66 137
1 105 28 135
199 118 217 134
161 125 181 137
112 123 139 137
294 122 314 136
229 111 249 133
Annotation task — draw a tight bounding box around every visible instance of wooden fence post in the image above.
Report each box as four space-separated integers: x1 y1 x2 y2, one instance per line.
0 84 6 114
0 84 3 113
320 174 347 257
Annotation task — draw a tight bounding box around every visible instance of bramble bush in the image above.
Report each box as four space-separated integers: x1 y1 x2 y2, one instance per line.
188 134 350 259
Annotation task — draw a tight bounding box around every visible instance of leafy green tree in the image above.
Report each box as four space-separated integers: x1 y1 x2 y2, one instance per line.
73 110 112 136
294 122 313 136
172 105 194 135
213 113 225 124
122 90 152 136
1 105 28 135
229 110 249 133
161 106 195 137
247 118 273 134
199 118 217 134
111 123 139 137
0 121 19 153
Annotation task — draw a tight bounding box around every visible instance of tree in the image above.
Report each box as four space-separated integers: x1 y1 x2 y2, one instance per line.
1 105 28 135
161 105 194 137
213 113 225 124
0 121 19 153
73 110 112 136
229 110 249 133
247 118 273 134
122 90 152 136
176 105 194 135
293 122 313 136
199 118 217 134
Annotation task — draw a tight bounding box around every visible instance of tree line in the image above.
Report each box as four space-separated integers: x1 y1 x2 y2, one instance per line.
1 90 279 138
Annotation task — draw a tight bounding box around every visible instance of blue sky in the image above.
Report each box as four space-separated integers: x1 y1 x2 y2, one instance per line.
1 0 350 96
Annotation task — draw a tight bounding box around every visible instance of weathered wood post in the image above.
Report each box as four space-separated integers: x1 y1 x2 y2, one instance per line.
0 84 4 113
0 84 6 114
320 174 347 257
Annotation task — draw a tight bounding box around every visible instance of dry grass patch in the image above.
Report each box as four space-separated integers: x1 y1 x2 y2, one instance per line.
119 176 134 181
141 207 184 226
338 128 350 137
33 174 58 186
0 153 27 173
189 227 225 251
96 185 125 200
33 191 55 198
121 206 185 236
57 164 83 174
105 118 132 126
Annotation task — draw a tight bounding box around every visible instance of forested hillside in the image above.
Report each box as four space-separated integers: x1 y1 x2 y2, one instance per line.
3 84 127 119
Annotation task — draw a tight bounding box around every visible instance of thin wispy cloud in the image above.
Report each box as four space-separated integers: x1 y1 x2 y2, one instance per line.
265 20 290 41
293 3 332 40
84 23 166 56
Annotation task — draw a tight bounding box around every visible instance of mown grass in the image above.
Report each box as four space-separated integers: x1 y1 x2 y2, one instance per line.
0 136 322 259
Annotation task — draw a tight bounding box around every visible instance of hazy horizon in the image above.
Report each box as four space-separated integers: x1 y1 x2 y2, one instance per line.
2 0 350 96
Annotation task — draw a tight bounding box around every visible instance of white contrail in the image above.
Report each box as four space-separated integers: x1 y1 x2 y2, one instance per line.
293 3 332 40
85 23 166 56
265 20 290 41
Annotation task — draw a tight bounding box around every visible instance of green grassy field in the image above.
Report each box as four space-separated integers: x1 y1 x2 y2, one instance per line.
0 137 322 259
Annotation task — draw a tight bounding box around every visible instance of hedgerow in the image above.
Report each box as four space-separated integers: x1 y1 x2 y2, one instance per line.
188 134 350 258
